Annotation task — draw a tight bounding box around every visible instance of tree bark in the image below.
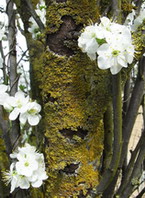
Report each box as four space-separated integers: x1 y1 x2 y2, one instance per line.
26 1 112 197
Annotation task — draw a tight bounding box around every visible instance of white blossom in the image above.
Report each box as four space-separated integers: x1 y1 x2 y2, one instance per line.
78 16 134 74
20 101 41 126
3 91 41 126
8 91 29 121
4 143 48 193
3 163 30 193
78 24 106 60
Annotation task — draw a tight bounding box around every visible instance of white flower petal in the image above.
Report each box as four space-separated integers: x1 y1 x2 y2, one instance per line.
110 64 122 75
0 93 9 105
0 84 8 93
87 53 96 60
31 179 43 188
97 56 111 69
28 115 41 126
9 108 20 120
18 177 30 189
19 113 27 124
10 176 19 193
117 55 127 68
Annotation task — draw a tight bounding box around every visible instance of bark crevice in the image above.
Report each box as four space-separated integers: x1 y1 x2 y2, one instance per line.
47 15 81 56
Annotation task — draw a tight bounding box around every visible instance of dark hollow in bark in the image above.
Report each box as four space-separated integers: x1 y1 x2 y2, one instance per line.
47 15 81 56
59 128 88 140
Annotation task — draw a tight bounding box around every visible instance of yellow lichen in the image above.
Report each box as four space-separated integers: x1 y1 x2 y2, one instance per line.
32 49 111 197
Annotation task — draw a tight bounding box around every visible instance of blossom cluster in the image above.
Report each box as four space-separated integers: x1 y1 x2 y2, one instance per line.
78 17 135 75
4 143 48 193
0 84 41 126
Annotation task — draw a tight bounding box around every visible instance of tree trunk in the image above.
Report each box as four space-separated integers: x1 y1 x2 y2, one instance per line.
31 1 112 197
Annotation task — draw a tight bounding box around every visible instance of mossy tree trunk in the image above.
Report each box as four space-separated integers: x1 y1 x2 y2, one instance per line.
36 1 111 197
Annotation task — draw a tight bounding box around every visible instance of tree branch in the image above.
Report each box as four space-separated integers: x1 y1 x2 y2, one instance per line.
101 102 113 173
24 0 45 31
116 129 145 196
94 73 122 196
120 56 145 168
118 130 145 198
6 0 20 150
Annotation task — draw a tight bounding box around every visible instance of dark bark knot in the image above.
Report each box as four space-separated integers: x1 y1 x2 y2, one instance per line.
44 93 57 103
60 163 80 175
59 127 88 141
47 15 82 56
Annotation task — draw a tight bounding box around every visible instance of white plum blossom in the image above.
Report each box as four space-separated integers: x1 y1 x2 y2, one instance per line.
3 163 19 193
3 90 41 126
78 16 134 75
3 163 30 193
8 91 29 121
4 143 48 193
78 24 106 60
0 84 9 105
20 101 41 126
97 43 133 75
78 25 99 60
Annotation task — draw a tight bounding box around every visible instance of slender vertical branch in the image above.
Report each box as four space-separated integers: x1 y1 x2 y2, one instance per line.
116 129 145 196
6 0 17 95
120 56 145 167
93 0 122 196
6 0 20 149
0 41 7 84
112 0 122 20
101 102 113 173
24 0 45 31
93 73 122 196
122 76 131 181
119 130 145 198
